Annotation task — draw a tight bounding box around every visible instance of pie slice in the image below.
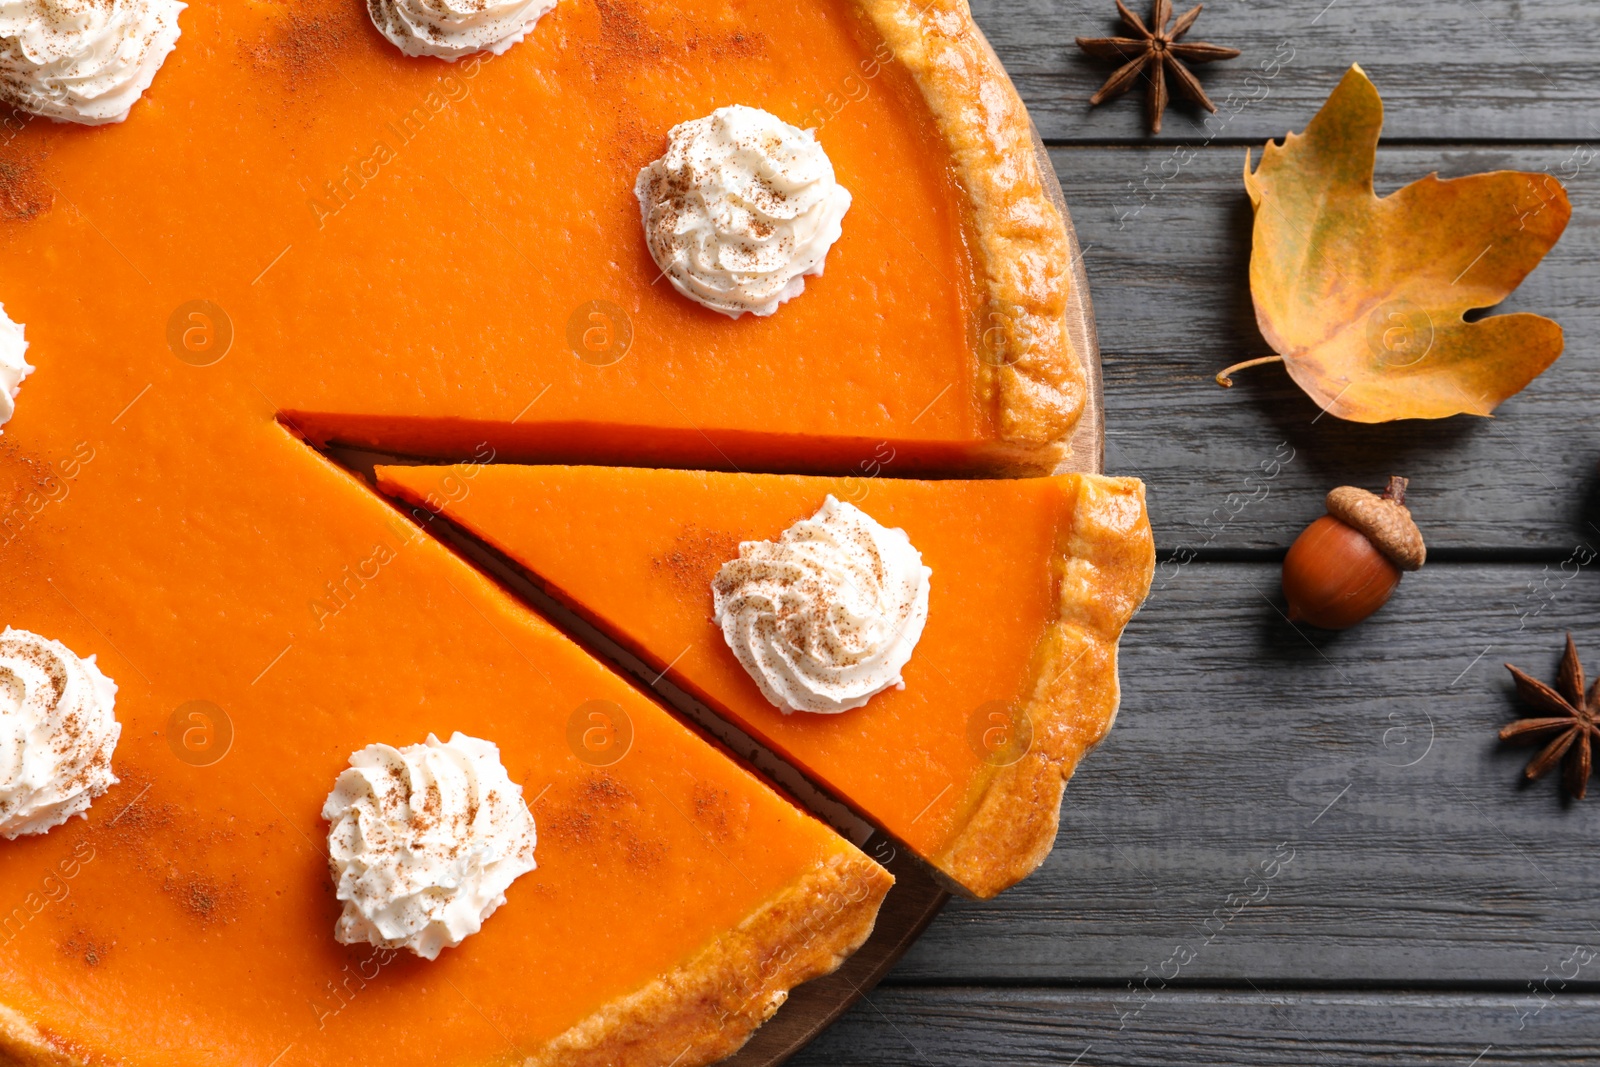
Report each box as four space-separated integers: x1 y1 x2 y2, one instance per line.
376 465 1154 898
0 426 889 1067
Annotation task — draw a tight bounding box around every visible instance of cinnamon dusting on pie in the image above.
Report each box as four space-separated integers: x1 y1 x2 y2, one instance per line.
651 525 743 592
583 0 769 78
581 772 632 809
692 781 745 841
606 110 659 177
0 441 59 499
621 831 665 869
544 807 595 845
542 777 670 870
587 0 666 71
98 773 170 844
684 29 766 60
161 873 242 927
60 932 112 967
246 16 352 93
0 151 52 222
95 769 251 922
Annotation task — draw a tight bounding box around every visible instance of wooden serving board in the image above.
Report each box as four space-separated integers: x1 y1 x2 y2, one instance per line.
721 104 1105 1067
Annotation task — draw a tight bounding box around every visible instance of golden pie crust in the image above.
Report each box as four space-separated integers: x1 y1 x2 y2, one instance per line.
0 1003 65 1067
532 853 890 1067
933 476 1154 899
857 0 1088 455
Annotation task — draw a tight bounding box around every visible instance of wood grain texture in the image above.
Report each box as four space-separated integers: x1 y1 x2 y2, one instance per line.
892 561 1600 984
973 0 1600 144
792 987 1600 1065
1047 145 1600 553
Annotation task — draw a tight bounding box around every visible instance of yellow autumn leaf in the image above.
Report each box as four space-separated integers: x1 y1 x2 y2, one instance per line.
1219 64 1570 421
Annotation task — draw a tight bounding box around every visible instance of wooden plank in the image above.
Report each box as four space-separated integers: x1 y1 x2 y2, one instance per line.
973 0 1600 144
889 560 1600 983
1047 145 1600 553
790 987 1600 1066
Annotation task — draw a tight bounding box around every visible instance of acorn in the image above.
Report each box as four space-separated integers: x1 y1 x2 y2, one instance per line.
1282 476 1425 630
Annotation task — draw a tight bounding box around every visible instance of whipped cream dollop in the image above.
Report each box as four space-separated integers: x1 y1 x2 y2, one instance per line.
0 0 185 125
367 0 555 60
712 497 931 714
323 732 537 960
635 105 852 318
0 304 31 433
0 627 120 839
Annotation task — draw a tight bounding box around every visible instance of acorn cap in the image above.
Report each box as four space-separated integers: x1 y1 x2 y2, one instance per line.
1326 476 1426 571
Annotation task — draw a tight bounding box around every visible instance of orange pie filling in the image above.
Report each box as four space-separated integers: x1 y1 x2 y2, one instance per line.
0 0 1080 479
0 0 1102 1056
378 465 1155 898
0 424 891 1066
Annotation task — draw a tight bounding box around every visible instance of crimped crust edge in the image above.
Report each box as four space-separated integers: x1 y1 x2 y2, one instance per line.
855 0 1088 454
932 475 1154 899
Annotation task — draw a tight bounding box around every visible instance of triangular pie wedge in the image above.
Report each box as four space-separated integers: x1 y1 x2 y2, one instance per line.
377 465 1154 898
0 428 890 1067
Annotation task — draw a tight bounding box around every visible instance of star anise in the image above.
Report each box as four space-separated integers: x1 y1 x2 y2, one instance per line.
1501 635 1600 799
1076 0 1240 134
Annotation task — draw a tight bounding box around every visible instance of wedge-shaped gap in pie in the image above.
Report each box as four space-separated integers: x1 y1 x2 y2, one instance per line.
328 440 885 850
288 413 1089 481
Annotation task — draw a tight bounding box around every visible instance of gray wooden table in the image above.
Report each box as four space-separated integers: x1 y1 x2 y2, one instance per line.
790 1 1600 1063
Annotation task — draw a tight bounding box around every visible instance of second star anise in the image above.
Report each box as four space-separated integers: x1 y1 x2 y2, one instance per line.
1076 0 1240 134
1501 634 1600 799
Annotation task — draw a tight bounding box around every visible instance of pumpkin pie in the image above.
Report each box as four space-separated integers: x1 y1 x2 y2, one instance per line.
0 0 1095 1057
376 465 1154 898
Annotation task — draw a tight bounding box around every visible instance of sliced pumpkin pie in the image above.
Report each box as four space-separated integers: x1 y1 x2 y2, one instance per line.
0 422 889 1066
377 465 1154 898
0 0 1089 1055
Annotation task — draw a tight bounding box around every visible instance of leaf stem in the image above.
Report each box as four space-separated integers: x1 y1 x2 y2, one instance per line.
1214 356 1285 387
